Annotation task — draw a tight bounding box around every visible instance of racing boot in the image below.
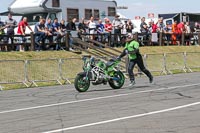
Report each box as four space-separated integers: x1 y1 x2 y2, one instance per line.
129 80 135 87
149 75 153 84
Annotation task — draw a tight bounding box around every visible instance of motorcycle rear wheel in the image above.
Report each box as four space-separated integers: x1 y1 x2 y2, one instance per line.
74 75 90 92
109 71 125 89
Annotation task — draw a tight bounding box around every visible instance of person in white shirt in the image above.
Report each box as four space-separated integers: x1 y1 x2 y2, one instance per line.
88 16 96 41
185 21 191 46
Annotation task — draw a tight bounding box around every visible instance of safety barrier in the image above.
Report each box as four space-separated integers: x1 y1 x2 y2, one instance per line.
165 52 186 74
26 59 62 87
185 52 200 71
60 58 83 84
0 60 28 87
143 54 165 74
0 52 199 88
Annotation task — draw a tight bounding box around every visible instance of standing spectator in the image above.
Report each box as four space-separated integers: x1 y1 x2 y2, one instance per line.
121 21 127 35
88 16 96 41
0 19 6 51
157 17 165 33
140 17 148 45
17 17 33 51
112 14 123 46
177 22 185 45
193 22 200 45
151 21 158 33
77 18 87 39
66 18 76 31
96 19 104 42
126 19 134 33
5 13 17 50
34 18 47 50
104 18 112 45
151 21 158 45
185 21 191 46
164 23 172 45
140 17 148 33
172 21 178 45
157 18 165 45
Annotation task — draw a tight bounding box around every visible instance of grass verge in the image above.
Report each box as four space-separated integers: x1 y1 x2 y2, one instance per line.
0 46 200 90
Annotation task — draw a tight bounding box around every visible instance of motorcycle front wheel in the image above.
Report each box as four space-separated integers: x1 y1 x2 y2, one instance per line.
74 74 90 92
108 71 125 89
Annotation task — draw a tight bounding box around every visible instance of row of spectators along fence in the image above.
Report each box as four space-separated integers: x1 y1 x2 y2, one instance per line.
0 52 199 89
0 31 200 52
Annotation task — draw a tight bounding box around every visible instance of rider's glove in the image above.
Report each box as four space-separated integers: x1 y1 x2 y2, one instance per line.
116 56 121 61
125 49 128 54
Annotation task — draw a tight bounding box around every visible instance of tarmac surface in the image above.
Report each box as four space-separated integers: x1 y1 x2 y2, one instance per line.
0 72 200 133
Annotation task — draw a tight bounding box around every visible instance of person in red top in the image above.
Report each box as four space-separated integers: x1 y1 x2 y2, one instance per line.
151 21 158 33
17 17 33 51
104 18 112 45
177 22 185 45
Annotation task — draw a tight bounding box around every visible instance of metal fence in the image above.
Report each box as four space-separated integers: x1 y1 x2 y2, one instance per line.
0 52 199 88
0 60 28 87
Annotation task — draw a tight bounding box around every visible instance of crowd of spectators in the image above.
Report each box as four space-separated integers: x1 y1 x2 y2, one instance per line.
140 17 200 46
0 13 200 52
0 14 135 51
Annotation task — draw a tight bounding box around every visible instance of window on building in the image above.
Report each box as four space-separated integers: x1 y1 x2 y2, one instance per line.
52 0 60 7
94 9 99 20
67 8 79 22
108 7 116 16
85 9 92 20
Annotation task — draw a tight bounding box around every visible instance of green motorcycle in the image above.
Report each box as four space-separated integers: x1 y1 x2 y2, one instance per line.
74 56 125 92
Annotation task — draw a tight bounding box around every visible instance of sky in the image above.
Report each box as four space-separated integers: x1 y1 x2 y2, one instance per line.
0 0 200 21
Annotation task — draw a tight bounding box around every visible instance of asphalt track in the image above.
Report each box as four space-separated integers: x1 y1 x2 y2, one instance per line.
0 72 200 133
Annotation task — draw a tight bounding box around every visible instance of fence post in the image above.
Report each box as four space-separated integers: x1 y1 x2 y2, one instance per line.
183 52 192 72
181 32 185 45
198 33 200 45
65 33 70 51
159 32 163 46
30 32 35 51
135 32 138 42
108 32 112 47
24 60 29 87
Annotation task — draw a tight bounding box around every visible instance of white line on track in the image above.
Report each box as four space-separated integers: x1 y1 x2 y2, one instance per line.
42 101 200 133
0 83 199 115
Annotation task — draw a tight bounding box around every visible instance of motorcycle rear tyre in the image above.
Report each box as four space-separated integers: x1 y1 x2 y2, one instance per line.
109 71 125 89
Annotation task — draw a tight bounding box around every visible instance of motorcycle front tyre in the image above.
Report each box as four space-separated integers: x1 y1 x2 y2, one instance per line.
74 74 90 92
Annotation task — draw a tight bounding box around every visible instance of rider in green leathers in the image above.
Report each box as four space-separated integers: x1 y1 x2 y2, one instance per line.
118 33 153 86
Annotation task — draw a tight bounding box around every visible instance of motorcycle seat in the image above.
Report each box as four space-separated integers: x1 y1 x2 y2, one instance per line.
106 61 114 67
